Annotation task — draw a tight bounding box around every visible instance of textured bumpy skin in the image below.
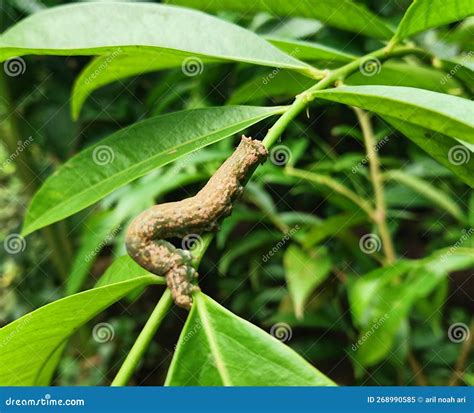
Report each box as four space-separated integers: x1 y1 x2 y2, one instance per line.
126 136 268 309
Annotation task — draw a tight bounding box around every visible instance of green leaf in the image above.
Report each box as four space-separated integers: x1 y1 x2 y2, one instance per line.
313 86 474 144
0 3 313 76
168 0 394 39
72 53 191 120
229 63 462 105
22 105 284 236
384 117 474 188
95 255 164 288
346 62 466 95
165 292 335 385
300 212 368 248
384 170 465 221
72 36 351 119
283 245 332 319
349 251 474 367
266 37 355 63
0 275 162 385
348 260 413 327
392 0 474 43
228 70 314 105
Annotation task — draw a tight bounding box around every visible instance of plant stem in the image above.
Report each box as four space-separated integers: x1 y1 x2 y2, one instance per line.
262 45 419 150
407 351 428 386
111 288 173 386
354 108 396 264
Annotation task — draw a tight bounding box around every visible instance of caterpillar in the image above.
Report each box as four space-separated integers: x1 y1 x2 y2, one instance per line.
125 136 268 309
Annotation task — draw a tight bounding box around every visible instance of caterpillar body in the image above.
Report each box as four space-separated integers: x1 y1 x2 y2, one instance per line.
126 136 268 309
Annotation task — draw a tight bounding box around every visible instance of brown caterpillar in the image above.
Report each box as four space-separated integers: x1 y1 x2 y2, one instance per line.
125 136 268 309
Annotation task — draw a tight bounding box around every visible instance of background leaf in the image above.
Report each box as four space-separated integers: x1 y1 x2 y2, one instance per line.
168 0 394 39
392 0 474 42
384 117 474 188
384 170 465 221
283 245 332 319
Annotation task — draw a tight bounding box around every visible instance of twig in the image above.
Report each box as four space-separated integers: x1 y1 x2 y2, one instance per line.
407 351 428 386
353 108 396 264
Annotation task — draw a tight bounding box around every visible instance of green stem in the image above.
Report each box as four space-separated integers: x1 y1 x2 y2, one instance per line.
262 45 419 150
111 289 173 386
353 108 396 264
